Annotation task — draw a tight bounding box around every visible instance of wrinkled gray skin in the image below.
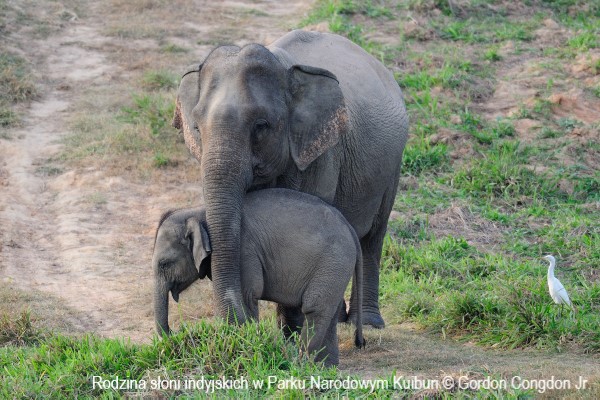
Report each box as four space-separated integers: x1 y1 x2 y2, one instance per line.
173 30 408 329
153 189 365 366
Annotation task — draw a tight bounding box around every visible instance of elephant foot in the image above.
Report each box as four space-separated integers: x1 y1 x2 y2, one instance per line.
348 310 385 329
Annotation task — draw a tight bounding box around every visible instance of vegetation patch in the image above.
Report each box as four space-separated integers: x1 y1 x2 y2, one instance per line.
298 0 599 356
0 52 37 129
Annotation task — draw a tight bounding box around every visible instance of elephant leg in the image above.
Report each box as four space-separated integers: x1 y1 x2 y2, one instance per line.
301 305 339 366
348 180 399 329
320 311 340 366
276 304 304 341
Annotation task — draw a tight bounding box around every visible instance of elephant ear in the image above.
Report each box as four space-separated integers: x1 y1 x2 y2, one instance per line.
185 218 212 280
288 65 349 171
173 64 203 160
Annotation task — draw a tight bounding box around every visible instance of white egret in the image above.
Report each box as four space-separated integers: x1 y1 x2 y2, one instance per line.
544 255 575 315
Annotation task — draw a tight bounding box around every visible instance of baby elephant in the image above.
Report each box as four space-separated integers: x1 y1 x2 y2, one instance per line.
153 188 365 366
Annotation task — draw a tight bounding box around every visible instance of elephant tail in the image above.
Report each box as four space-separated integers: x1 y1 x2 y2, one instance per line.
351 227 366 349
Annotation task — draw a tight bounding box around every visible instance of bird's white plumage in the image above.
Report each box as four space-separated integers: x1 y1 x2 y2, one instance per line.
544 255 573 308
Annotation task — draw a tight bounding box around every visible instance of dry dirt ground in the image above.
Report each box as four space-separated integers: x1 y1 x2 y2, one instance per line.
1 0 599 395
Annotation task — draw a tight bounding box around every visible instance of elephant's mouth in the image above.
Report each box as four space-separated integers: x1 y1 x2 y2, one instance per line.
171 289 180 303
170 280 195 303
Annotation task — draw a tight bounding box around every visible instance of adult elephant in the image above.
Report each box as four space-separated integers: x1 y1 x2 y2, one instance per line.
172 30 408 328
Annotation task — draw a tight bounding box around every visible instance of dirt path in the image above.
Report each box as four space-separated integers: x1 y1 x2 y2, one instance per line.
0 0 311 342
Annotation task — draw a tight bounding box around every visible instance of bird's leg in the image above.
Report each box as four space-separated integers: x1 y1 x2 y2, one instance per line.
558 304 563 319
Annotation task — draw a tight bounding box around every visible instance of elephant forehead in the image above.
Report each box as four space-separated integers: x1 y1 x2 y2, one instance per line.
203 44 284 81
157 224 183 245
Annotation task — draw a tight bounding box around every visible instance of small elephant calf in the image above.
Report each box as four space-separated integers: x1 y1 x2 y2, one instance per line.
153 188 365 366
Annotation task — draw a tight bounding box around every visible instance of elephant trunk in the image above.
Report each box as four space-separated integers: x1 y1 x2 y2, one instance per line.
202 141 252 324
154 280 170 335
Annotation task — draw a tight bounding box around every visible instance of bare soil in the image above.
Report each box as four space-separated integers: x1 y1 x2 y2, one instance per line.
1 0 599 394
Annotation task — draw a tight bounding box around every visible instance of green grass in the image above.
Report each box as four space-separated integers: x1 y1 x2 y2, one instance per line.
119 92 175 136
0 52 37 103
402 137 448 175
0 52 37 129
0 311 46 347
0 318 395 398
141 70 179 91
0 316 538 398
451 141 562 201
0 107 19 130
161 43 188 53
303 0 600 357
61 89 187 176
380 235 600 352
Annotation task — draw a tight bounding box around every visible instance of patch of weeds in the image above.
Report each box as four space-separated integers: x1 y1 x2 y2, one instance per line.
444 291 501 331
388 216 429 243
484 46 501 62
402 137 448 175
35 165 63 177
532 99 554 118
119 93 175 136
399 291 435 319
514 104 533 119
161 43 187 53
381 234 475 282
0 310 45 346
153 152 170 168
404 88 449 120
557 117 582 132
328 13 366 45
480 206 512 224
299 0 390 50
436 18 535 44
381 234 600 351
456 108 493 144
394 181 454 215
539 126 563 138
63 91 188 177
0 52 37 103
0 106 19 129
141 70 178 91
450 141 563 201
573 174 600 200
542 0 600 17
302 0 392 23
491 119 515 138
399 63 469 91
567 32 598 51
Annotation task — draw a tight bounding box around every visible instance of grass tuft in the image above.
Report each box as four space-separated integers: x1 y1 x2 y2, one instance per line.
0 310 46 347
141 70 179 91
0 53 37 103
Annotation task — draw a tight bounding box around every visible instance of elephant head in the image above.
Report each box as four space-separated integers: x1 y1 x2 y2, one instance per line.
153 209 212 334
172 43 348 323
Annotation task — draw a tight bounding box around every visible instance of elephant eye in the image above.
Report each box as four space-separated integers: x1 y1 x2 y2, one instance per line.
253 119 270 133
158 260 170 270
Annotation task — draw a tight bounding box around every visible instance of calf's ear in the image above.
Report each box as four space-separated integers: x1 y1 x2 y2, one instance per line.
186 218 212 280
